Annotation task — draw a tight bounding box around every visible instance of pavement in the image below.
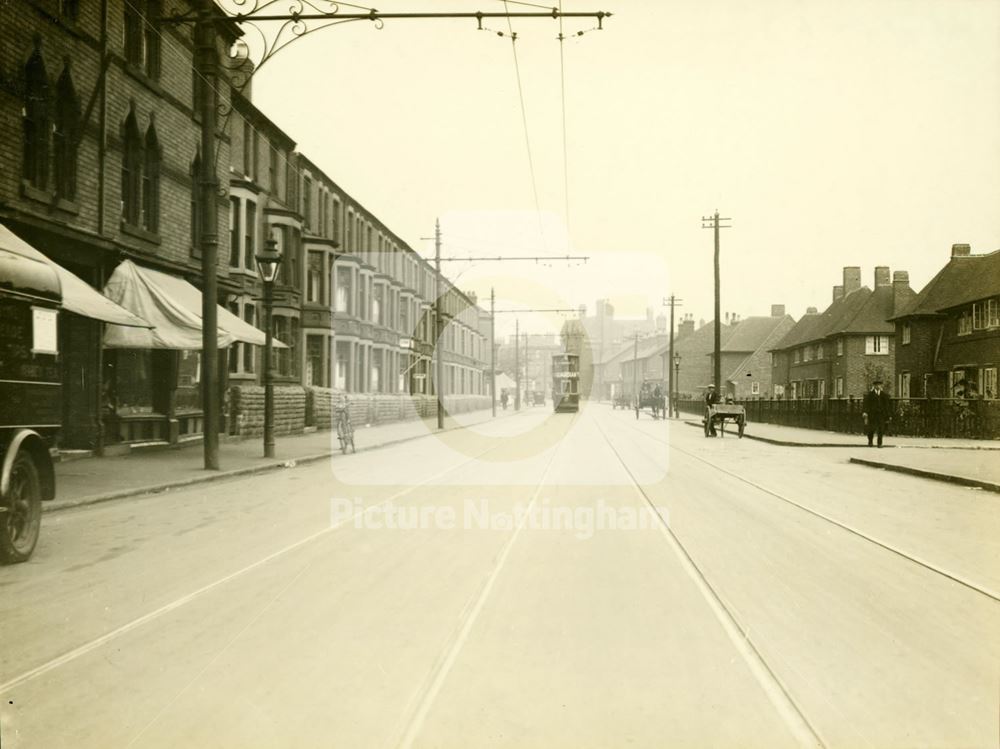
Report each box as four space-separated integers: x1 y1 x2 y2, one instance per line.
2 403 997 748
49 405 525 512
677 413 1000 493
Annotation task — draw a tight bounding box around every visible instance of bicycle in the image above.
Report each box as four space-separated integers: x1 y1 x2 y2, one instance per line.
334 398 355 454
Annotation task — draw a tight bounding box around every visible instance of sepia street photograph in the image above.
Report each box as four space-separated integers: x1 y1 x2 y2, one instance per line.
0 0 998 746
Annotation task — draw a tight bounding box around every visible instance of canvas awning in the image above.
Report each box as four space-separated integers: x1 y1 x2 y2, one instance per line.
103 260 284 350
0 223 152 330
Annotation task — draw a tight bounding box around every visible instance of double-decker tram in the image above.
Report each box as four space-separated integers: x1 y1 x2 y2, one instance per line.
551 353 580 413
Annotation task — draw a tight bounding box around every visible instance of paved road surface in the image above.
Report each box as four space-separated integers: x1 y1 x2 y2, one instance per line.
1 404 997 748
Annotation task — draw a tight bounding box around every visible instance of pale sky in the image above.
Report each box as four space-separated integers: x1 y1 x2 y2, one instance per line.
250 0 1000 339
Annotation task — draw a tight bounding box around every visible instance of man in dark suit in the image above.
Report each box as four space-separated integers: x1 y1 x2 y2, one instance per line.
862 379 892 447
704 384 720 435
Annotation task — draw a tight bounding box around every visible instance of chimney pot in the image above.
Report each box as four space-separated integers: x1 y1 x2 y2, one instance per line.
874 266 891 288
951 243 971 257
843 266 862 295
892 270 909 285
806 306 818 314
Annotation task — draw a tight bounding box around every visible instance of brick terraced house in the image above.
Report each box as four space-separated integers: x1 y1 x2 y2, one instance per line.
770 266 915 399
890 244 1000 400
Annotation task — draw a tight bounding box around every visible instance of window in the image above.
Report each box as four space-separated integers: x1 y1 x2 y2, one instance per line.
303 177 312 229
972 302 985 330
901 322 911 345
306 335 323 387
243 304 255 373
229 196 240 266
816 344 824 360
982 367 998 400
307 251 323 303
958 309 972 336
751 381 760 395
835 376 844 398
121 111 142 225
989 299 999 328
865 335 888 355
22 50 50 190
141 124 160 232
793 348 801 363
288 228 301 289
803 346 813 362
335 267 351 313
373 284 383 326
244 202 256 270
898 372 911 399
269 146 278 193
836 338 844 356
60 0 80 21
124 0 161 79
53 65 80 200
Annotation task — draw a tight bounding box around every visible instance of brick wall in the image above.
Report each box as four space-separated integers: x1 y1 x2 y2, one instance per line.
232 385 491 438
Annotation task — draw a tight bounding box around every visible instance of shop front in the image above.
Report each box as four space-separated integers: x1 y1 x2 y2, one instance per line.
102 260 277 446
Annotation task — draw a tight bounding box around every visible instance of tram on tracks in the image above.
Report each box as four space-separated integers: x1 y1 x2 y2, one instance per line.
552 353 580 413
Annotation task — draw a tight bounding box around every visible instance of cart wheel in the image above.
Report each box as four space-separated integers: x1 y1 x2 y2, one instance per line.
0 451 42 564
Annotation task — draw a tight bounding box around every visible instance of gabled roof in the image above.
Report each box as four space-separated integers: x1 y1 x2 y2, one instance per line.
839 284 915 334
721 315 792 352
727 316 796 382
654 320 737 359
891 250 1000 319
772 288 871 350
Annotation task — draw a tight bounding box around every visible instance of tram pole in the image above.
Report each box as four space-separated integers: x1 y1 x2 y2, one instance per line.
490 288 496 417
435 219 444 430
514 319 520 411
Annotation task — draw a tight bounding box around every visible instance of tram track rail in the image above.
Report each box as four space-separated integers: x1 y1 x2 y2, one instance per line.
0 424 546 698
608 411 1000 604
592 415 828 749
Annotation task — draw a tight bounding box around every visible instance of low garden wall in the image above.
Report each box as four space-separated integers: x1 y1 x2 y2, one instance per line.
229 385 491 438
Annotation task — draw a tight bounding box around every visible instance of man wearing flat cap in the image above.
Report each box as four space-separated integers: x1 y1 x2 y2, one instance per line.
862 379 892 447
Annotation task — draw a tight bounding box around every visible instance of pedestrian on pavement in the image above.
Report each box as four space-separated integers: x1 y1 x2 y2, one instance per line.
704 384 719 436
501 390 509 410
862 379 892 447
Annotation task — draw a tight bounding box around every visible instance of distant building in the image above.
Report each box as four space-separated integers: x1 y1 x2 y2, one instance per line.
890 244 1000 399
770 266 916 399
708 305 795 399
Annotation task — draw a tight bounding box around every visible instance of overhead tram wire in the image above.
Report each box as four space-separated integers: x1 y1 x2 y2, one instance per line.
501 0 547 250
558 0 570 235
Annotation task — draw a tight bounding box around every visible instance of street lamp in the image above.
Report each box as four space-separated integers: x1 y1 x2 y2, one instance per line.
673 353 681 418
256 236 283 458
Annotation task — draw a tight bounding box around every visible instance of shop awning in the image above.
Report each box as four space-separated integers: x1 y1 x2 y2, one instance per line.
0 223 153 330
103 260 284 350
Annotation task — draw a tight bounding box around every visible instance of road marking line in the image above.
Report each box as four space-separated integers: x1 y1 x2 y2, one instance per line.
594 415 826 749
0 445 504 696
395 427 567 749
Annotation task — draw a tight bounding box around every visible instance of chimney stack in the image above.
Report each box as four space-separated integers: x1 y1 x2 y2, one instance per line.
892 270 911 315
874 266 891 288
843 266 862 295
832 285 844 303
578 304 587 319
771 304 785 317
951 243 971 257
677 317 695 339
